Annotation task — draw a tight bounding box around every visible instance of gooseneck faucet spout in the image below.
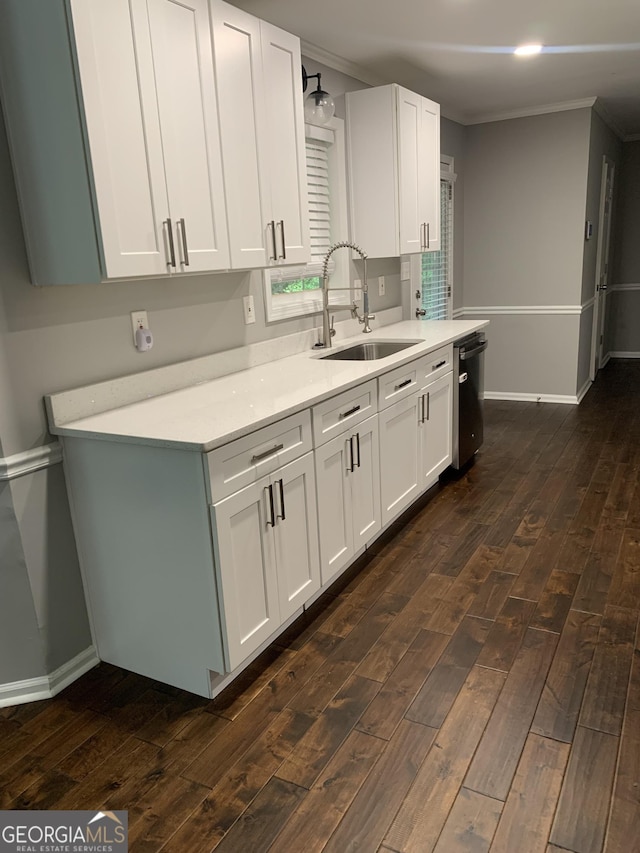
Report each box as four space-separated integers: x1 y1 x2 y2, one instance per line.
320 241 375 348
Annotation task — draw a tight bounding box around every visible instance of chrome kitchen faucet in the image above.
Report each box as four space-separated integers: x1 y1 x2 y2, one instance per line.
319 241 374 348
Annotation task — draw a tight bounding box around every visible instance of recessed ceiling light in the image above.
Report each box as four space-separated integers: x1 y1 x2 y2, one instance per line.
514 44 543 56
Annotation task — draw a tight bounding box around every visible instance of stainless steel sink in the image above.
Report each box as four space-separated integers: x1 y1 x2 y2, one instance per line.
319 339 424 361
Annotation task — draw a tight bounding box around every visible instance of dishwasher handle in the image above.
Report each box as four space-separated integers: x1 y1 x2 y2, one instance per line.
459 340 488 361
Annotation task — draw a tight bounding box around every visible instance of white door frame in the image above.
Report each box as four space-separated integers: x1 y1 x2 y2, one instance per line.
590 155 615 381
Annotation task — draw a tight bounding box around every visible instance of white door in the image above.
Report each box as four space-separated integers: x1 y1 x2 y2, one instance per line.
590 156 615 380
419 98 441 253
260 21 310 265
147 0 230 272
419 373 453 488
379 394 421 526
211 2 270 268
211 477 280 671
71 0 170 278
397 87 423 255
315 433 354 583
271 454 321 620
350 415 382 552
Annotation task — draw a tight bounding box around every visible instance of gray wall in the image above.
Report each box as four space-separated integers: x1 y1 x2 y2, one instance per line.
463 109 592 397
608 140 640 355
0 59 403 689
441 117 466 312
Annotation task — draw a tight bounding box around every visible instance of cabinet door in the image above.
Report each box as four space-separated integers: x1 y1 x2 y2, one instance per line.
147 0 230 272
397 87 423 255
211 2 270 268
272 454 321 620
419 372 453 488
260 21 310 265
212 478 279 671
315 433 354 584
379 393 421 526
71 0 170 278
350 415 382 552
419 97 441 253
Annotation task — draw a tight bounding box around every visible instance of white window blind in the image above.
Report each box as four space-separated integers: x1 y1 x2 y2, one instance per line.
420 178 453 319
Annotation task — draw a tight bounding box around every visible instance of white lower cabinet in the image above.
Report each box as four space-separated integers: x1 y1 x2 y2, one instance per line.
315 414 381 584
418 372 453 489
379 393 422 526
211 451 320 670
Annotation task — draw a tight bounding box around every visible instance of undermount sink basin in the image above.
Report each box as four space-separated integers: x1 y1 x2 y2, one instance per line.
320 339 424 361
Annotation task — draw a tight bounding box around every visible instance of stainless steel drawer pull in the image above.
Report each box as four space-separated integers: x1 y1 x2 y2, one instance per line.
251 443 284 464
265 484 276 527
278 220 286 260
395 379 412 390
269 220 278 261
432 360 446 370
178 218 189 266
340 405 361 420
164 219 176 269
277 478 286 521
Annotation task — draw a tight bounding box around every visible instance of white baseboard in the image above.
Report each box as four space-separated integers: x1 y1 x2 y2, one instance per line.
0 646 99 708
576 379 592 403
484 391 579 405
608 351 640 359
601 352 612 368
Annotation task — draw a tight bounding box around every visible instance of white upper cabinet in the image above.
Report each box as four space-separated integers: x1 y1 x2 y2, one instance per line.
211 1 310 269
75 0 230 277
346 84 440 258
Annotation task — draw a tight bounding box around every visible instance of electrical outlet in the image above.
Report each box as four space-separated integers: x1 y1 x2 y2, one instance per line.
243 295 256 325
401 261 411 280
378 275 385 296
130 311 148 345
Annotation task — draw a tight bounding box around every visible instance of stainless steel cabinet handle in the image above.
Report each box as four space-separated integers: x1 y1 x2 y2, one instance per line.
395 378 412 390
178 218 189 266
426 390 430 420
420 222 426 250
164 219 176 269
355 432 361 468
420 394 426 423
432 359 446 370
278 220 286 260
340 404 361 420
251 443 284 464
348 436 355 473
269 220 277 261
265 484 276 527
426 222 430 248
277 478 285 521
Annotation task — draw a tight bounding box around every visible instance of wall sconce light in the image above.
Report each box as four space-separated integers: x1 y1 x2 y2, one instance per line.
302 65 335 126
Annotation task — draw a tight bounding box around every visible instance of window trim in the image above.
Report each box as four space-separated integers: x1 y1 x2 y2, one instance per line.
263 117 350 323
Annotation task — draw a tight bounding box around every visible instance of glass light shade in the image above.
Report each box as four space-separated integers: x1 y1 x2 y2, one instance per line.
304 88 335 126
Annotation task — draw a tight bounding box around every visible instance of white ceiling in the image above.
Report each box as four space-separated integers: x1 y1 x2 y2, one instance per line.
233 0 640 137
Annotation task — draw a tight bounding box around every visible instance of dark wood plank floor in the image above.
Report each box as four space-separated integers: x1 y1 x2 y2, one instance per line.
3 359 640 853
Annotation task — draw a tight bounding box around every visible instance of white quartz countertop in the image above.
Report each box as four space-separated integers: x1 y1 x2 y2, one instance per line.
48 320 488 452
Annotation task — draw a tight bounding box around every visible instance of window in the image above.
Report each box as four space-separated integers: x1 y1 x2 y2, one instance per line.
414 156 455 320
264 118 350 322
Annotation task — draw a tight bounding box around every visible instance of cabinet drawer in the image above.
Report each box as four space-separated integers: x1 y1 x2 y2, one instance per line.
418 344 453 387
378 361 422 410
312 380 377 446
206 410 312 502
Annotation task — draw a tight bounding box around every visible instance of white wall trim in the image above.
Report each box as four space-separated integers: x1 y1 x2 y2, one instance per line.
300 40 388 87
0 442 63 481
466 97 597 126
452 307 465 319
601 352 612 368
0 646 99 708
485 391 579 405
581 296 596 313
609 283 640 292
577 379 592 403
462 305 585 316
609 351 640 359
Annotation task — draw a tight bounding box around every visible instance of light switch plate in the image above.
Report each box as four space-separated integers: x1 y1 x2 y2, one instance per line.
378 276 385 296
243 295 256 325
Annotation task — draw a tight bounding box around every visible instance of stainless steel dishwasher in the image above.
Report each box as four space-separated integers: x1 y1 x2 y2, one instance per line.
452 333 488 469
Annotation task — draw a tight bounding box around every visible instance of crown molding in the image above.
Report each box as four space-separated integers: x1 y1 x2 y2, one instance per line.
592 98 626 140
300 40 388 87
465 97 597 126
